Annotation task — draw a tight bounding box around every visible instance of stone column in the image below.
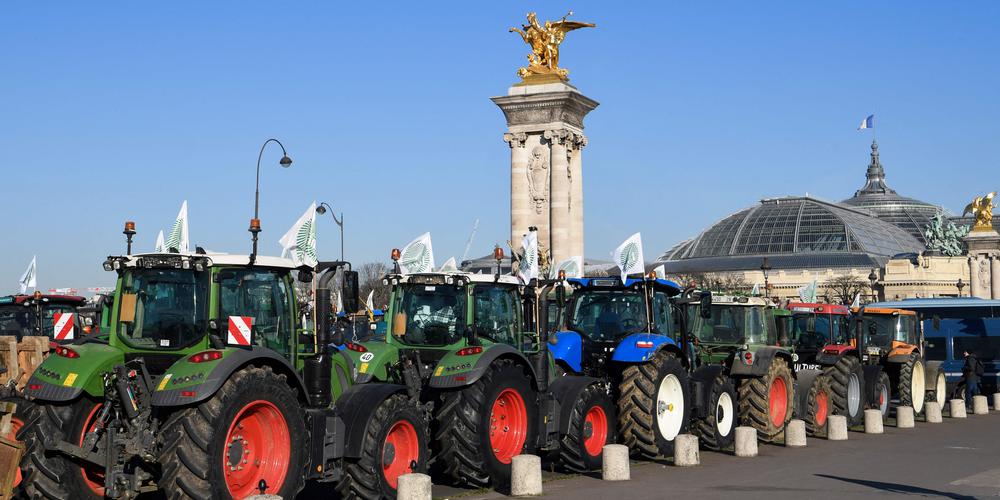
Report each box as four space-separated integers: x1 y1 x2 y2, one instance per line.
505 132 530 253
546 129 570 264
969 255 985 299
993 254 1000 299
569 133 587 260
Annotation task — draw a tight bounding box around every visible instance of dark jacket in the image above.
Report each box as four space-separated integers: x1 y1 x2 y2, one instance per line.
963 353 980 382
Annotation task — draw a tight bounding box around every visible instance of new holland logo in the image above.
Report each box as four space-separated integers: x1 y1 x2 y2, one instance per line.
53 312 74 341
227 316 253 346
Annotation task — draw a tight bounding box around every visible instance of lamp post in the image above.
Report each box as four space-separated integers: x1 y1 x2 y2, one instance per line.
316 202 344 262
956 278 966 297
760 257 772 298
250 139 292 264
868 269 879 303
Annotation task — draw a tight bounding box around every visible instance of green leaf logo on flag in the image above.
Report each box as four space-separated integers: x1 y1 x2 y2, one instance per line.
295 218 317 264
619 241 639 273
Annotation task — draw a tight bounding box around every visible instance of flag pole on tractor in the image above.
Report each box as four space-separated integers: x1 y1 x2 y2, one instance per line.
613 232 645 284
18 255 37 294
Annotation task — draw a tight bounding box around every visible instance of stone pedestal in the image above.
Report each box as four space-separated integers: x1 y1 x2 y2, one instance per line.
964 230 1000 299
494 82 598 265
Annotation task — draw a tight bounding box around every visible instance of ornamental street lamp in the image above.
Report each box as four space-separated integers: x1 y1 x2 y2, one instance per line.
250 139 292 264
868 269 879 303
760 257 772 298
956 278 966 297
316 202 344 262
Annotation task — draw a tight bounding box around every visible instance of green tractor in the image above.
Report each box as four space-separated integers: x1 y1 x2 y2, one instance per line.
18 234 432 499
682 294 796 443
343 251 615 488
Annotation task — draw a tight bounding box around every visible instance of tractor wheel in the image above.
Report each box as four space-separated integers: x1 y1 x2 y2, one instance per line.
556 383 616 472
873 371 891 417
738 357 794 443
899 353 926 414
618 352 691 458
337 393 430 500
60 397 109 500
824 356 865 426
435 359 538 488
803 375 832 437
691 374 737 451
927 370 947 408
4 396 71 500
158 366 308 500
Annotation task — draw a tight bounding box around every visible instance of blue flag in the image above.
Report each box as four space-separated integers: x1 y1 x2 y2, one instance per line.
857 114 874 130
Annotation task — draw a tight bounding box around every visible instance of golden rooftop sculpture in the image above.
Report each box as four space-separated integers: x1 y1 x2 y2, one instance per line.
963 191 996 232
509 11 595 84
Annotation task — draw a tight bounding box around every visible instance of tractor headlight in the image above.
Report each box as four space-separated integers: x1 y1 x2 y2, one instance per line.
103 261 114 272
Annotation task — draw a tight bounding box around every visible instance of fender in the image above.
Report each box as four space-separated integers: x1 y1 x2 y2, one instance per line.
335 383 409 458
690 364 727 420
815 346 857 367
729 347 794 378
346 342 400 384
429 344 537 389
25 342 123 402
550 331 583 374
886 353 915 364
792 369 824 419
151 346 309 407
549 375 601 435
610 333 681 363
924 360 944 386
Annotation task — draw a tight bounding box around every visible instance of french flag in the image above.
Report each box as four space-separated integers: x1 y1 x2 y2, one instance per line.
857 114 874 130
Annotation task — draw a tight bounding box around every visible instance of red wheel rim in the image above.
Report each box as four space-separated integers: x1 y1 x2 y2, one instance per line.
78 403 105 495
382 420 420 489
222 400 291 499
489 388 528 464
8 417 22 487
815 389 829 428
769 376 788 428
582 405 608 457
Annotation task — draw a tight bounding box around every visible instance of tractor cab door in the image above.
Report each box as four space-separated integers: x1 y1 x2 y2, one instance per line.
217 268 296 360
472 284 524 350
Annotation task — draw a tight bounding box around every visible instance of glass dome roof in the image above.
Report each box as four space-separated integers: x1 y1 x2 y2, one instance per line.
658 196 925 273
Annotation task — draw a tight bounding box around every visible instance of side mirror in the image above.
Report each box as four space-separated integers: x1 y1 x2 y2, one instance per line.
342 271 360 313
699 292 712 319
298 269 314 283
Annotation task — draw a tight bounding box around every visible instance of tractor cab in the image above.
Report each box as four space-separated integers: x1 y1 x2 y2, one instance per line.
684 295 781 364
851 306 927 416
785 302 852 370
0 293 88 343
853 307 922 360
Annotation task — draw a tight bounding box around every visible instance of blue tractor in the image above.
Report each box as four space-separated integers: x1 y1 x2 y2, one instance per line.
549 276 732 457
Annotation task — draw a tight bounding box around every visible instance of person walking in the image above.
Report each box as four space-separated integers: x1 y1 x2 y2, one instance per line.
961 350 982 407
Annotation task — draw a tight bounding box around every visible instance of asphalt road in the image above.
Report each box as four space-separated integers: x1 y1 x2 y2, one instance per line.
421 410 1000 500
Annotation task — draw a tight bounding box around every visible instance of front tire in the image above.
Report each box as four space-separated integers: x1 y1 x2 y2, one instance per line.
618 352 691 458
739 357 794 443
873 371 891 417
803 375 833 437
692 373 737 451
337 393 431 500
899 353 926 414
825 356 865 426
557 383 616 472
158 366 308 500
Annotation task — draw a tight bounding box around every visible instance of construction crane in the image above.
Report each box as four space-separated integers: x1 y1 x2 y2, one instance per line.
460 218 480 264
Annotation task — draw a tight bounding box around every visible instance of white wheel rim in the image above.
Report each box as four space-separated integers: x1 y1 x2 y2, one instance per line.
655 374 684 441
912 361 925 413
879 384 889 415
847 373 861 417
716 392 734 437
936 373 946 406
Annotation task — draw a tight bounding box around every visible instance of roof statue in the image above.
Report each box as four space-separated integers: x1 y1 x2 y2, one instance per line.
963 191 996 232
509 11 595 83
923 211 969 256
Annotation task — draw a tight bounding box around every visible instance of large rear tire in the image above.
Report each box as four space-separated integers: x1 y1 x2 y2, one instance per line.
60 397 107 500
803 375 832 437
435 359 538 488
618 352 691 458
691 374 737 451
158 366 308 500
337 393 431 500
927 370 947 408
556 383 616 472
739 357 794 443
4 397 71 500
824 356 865 426
899 353 926 414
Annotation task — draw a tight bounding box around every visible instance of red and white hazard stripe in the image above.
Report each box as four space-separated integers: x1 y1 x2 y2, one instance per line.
53 313 75 341
227 316 253 346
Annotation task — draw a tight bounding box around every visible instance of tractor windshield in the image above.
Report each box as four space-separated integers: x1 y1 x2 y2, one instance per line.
569 290 673 341
390 283 467 346
861 315 898 348
790 313 833 350
689 305 770 345
118 268 208 350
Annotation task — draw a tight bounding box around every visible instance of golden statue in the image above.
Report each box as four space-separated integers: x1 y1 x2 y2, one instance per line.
509 12 595 84
963 191 996 232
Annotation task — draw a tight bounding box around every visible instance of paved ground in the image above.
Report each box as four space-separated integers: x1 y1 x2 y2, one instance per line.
422 410 1000 500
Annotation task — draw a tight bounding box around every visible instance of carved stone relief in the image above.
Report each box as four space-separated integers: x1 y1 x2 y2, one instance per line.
526 145 550 215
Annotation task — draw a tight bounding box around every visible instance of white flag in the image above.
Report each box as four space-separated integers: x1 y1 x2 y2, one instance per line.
851 292 861 309
751 282 761 296
612 233 645 284
154 230 166 253
279 202 319 267
653 264 666 279
18 256 37 294
550 256 584 279
165 201 190 253
518 231 539 283
439 257 458 272
798 277 818 303
336 291 344 313
399 233 435 274
366 290 375 312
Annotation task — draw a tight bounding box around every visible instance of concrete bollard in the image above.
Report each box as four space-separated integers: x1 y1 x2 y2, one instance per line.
864 409 884 434
973 395 989 415
602 444 630 481
734 426 758 457
896 406 915 428
511 455 542 496
244 496 282 500
949 399 967 418
827 415 848 440
925 402 943 423
397 473 432 500
993 393 1000 411
673 434 700 466
785 419 807 447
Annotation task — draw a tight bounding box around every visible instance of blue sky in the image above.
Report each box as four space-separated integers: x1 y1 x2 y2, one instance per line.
2 1 998 291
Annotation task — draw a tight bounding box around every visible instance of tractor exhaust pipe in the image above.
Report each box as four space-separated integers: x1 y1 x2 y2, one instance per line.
305 286 333 406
